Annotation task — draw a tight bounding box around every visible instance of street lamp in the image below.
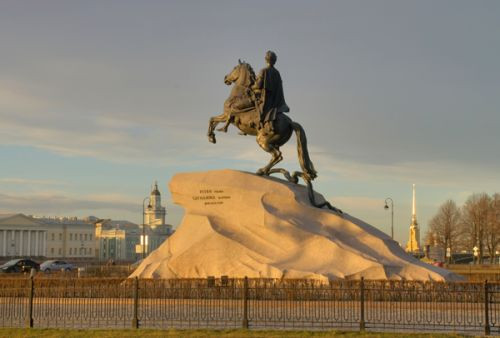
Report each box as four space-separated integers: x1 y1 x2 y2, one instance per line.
142 196 151 260
473 246 479 265
384 198 394 240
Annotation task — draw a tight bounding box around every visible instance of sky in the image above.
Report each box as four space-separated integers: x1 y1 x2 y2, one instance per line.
1 1 499 245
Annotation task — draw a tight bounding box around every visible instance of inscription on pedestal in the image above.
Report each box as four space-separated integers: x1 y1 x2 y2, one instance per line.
192 189 231 205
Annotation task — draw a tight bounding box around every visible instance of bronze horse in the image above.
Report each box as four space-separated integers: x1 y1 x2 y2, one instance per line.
207 61 316 182
207 61 341 213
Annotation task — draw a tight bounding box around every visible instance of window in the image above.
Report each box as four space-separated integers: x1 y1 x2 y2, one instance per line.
58 248 62 255
80 234 83 241
88 248 92 255
51 233 55 241
51 248 54 254
84 234 88 241
89 234 92 241
69 234 73 241
59 233 62 240
69 248 72 255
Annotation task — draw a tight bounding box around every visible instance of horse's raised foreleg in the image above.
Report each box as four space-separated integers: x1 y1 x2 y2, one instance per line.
207 113 227 144
216 114 233 133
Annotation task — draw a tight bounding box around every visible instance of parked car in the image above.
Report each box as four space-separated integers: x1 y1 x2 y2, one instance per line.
0 259 40 273
40 260 75 272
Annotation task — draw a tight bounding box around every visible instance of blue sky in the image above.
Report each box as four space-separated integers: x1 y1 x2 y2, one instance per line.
1 1 499 245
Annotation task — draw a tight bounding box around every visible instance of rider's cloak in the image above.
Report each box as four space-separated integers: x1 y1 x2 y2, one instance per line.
256 66 290 123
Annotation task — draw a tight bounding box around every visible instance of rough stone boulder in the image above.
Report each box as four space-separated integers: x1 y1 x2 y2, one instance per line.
130 169 461 281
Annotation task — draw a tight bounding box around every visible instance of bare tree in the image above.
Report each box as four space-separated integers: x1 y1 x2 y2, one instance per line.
425 200 462 262
462 193 490 264
485 193 500 263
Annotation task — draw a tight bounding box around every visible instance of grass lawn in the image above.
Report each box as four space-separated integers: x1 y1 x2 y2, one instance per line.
0 328 472 337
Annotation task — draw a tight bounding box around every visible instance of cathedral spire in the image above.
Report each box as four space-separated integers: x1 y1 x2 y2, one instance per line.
411 183 417 225
406 183 421 254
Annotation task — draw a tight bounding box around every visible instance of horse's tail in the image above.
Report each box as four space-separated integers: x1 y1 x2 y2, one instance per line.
291 121 317 181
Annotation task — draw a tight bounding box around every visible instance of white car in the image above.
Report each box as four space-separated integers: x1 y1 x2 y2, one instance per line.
40 260 75 272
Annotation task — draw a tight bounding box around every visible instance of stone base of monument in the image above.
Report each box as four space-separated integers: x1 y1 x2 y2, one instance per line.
130 169 461 281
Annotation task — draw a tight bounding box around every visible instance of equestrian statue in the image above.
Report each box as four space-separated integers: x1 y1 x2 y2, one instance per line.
207 51 342 213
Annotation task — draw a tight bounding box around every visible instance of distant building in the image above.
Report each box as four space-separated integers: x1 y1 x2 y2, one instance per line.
145 181 167 228
94 219 140 262
405 184 422 254
34 216 94 259
0 214 47 258
95 181 173 262
1 182 173 262
424 233 445 262
0 214 94 259
139 181 172 255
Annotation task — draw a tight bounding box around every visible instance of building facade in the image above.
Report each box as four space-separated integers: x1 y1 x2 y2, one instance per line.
34 216 95 259
0 214 47 257
0 214 94 259
1 182 173 262
95 220 141 262
95 183 173 262
141 181 172 255
144 182 167 228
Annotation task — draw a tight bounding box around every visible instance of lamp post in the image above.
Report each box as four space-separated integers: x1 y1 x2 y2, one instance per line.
142 196 150 260
473 246 479 265
384 198 394 240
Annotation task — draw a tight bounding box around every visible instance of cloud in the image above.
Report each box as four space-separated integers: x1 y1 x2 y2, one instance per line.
0 108 198 163
0 79 211 163
311 146 499 190
0 178 68 186
0 86 52 114
1 80 498 196
0 191 140 214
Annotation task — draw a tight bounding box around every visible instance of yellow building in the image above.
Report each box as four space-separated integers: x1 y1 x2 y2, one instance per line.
34 216 95 259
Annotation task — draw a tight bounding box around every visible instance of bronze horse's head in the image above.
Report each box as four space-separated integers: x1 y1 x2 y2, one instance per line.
224 60 255 87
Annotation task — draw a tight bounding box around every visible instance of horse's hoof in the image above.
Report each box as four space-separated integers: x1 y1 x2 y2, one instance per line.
256 169 265 176
208 135 216 144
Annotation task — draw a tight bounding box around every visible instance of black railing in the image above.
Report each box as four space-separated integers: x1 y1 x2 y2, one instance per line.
0 277 498 334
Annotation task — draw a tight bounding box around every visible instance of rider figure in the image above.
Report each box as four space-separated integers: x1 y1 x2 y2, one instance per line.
252 51 289 132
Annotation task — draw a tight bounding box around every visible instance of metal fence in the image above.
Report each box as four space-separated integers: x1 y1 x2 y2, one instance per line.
0 277 498 334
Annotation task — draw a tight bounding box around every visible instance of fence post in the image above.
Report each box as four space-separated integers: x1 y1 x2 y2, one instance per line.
132 277 139 329
359 277 365 331
27 275 34 328
242 276 249 329
484 280 490 336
